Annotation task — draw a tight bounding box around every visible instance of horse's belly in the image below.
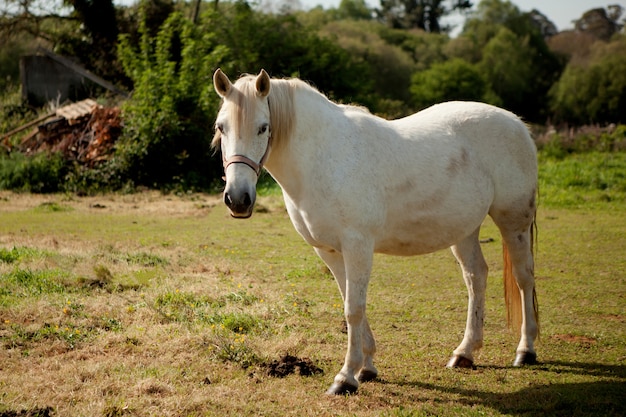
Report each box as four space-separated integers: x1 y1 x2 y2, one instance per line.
375 193 489 256
375 220 478 255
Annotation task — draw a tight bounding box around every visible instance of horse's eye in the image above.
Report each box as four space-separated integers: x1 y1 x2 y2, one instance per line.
216 123 224 133
258 124 269 135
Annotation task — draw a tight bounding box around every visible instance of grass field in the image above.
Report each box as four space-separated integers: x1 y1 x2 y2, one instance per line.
0 153 625 416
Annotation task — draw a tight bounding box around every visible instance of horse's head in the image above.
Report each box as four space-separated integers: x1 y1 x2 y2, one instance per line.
213 69 272 218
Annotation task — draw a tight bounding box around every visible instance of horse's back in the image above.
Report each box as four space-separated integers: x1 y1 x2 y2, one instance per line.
395 101 537 203
396 101 531 147
365 101 537 254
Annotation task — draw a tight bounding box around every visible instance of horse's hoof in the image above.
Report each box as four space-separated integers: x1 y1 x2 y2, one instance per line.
325 381 358 395
446 355 475 369
513 351 537 367
357 369 378 383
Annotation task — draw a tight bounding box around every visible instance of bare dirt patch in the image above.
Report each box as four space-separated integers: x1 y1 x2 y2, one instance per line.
264 354 324 378
552 334 598 346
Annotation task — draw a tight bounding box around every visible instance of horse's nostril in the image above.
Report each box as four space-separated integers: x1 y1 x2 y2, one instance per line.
243 192 252 207
224 192 233 208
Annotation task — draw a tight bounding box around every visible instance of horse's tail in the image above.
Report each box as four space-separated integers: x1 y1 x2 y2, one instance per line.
503 219 539 336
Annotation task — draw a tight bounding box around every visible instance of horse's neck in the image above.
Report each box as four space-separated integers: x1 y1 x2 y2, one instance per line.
264 89 339 198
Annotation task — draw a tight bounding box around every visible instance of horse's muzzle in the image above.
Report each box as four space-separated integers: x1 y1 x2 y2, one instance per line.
224 188 255 218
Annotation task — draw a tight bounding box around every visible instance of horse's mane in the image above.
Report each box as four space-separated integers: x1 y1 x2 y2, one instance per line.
213 74 322 153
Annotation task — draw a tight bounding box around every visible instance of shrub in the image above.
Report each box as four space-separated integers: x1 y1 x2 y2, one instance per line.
410 58 490 110
549 36 626 125
115 10 226 190
535 124 626 158
0 152 68 193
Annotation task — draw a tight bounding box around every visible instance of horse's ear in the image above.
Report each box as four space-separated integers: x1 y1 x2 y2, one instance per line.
255 69 271 98
213 68 232 98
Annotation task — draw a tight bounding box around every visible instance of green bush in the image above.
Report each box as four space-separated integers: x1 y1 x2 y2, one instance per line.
549 35 626 125
115 10 225 190
410 58 490 110
0 152 68 193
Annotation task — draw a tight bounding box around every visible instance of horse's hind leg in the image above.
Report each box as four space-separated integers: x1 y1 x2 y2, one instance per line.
447 228 488 369
492 207 539 366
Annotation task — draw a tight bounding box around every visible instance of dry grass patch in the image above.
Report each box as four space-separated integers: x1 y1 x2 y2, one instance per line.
0 191 624 416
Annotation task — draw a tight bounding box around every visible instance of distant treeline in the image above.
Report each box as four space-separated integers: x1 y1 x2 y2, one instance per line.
0 0 624 192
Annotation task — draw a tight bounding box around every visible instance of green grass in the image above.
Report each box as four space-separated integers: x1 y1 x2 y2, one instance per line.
539 152 626 208
0 153 624 416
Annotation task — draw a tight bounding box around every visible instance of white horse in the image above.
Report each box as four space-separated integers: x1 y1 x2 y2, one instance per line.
212 69 539 395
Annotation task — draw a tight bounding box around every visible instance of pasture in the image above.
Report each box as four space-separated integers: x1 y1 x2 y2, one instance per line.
0 156 625 416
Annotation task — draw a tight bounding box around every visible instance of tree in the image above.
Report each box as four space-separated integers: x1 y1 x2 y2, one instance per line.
115 10 225 189
320 20 415 107
337 0 372 20
574 6 623 41
205 1 373 104
0 0 177 91
410 58 488 109
478 27 531 111
56 0 123 83
0 0 75 42
548 6 624 67
460 0 524 56
549 35 626 125
65 0 118 45
528 9 557 38
457 0 562 122
377 0 472 32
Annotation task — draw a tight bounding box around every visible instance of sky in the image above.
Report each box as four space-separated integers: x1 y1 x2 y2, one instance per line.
114 1 625 34
307 0 625 33
450 1 625 34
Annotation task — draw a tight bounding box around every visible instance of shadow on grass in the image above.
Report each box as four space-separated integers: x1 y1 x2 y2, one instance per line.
388 361 626 416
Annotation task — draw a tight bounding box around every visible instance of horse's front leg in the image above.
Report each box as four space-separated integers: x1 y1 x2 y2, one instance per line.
315 243 375 395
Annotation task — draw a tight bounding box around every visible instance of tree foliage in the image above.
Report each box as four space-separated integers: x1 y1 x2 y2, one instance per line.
378 0 472 32
549 35 626 125
574 6 624 41
205 1 373 103
1 0 624 193
453 0 562 121
113 9 225 189
410 58 488 109
337 0 372 20
108 0 377 189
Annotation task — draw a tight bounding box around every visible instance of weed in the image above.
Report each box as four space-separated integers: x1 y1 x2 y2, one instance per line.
62 300 85 317
94 264 115 282
154 290 219 322
98 316 123 332
0 247 19 263
125 252 168 267
2 268 68 297
5 322 89 350
205 312 264 334
34 201 72 212
222 290 259 306
207 330 260 369
0 246 46 264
